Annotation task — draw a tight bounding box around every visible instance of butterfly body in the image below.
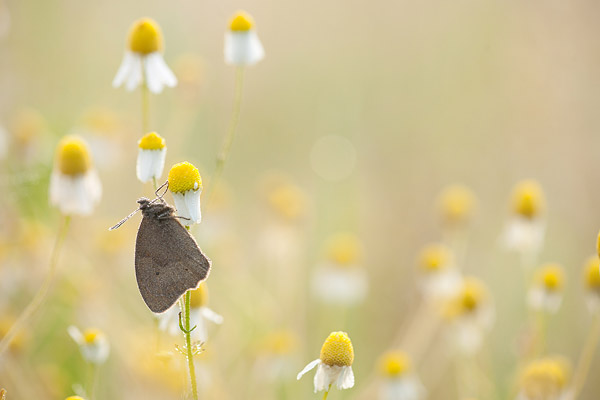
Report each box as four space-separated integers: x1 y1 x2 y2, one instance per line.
134 198 211 313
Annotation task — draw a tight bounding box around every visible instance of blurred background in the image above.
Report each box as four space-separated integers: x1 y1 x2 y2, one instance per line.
1 0 600 399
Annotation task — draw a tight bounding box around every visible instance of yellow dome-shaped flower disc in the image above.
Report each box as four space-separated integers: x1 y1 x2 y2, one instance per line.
56 136 92 176
320 331 354 367
128 18 163 54
229 11 254 31
168 161 202 194
138 132 166 150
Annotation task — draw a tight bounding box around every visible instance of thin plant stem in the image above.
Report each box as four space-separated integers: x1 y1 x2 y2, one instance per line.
322 384 332 400
141 82 150 134
570 310 600 399
205 66 245 203
183 289 199 400
89 362 100 400
152 176 158 193
0 215 71 356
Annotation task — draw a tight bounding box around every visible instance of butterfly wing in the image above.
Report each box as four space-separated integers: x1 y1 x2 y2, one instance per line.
135 215 211 313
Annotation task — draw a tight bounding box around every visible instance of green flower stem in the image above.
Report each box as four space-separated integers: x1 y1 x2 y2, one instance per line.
141 82 150 134
0 215 71 356
182 289 198 400
322 384 332 400
205 66 245 203
570 310 600 399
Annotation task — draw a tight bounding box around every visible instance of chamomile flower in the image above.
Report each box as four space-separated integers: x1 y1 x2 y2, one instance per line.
254 330 299 381
582 255 600 313
168 161 202 226
67 326 110 365
65 397 85 400
136 132 166 183
437 184 477 228
527 264 565 313
297 331 355 393
378 351 426 400
516 357 571 400
224 11 264 66
503 180 546 256
311 233 368 305
112 18 177 94
158 284 223 342
445 277 494 355
418 243 461 300
49 136 102 216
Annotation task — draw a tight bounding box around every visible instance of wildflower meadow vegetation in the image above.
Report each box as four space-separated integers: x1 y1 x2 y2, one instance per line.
0 1 599 400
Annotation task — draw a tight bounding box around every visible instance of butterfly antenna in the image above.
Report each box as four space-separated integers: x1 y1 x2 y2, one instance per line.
156 180 169 198
109 207 142 231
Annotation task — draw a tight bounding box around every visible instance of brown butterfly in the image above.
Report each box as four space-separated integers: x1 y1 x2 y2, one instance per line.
111 189 211 313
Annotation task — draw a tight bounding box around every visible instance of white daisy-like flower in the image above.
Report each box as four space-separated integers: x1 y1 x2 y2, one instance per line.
417 243 462 300
378 351 426 400
502 180 546 257
49 135 102 216
583 254 600 314
136 132 166 183
158 284 223 342
253 330 298 382
527 264 564 314
67 326 110 365
445 277 494 356
516 357 571 400
297 331 355 393
167 161 202 226
224 11 264 66
312 233 368 305
112 18 177 94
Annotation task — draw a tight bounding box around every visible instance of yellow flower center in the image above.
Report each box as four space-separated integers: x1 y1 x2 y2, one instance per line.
65 397 85 400
326 233 363 266
229 11 254 31
128 18 163 54
584 256 600 290
56 136 92 175
83 328 102 344
168 162 202 194
138 132 166 150
419 244 451 272
537 264 564 292
380 351 410 377
520 358 569 399
320 331 354 367
512 180 544 219
438 184 476 226
459 278 486 313
189 284 208 308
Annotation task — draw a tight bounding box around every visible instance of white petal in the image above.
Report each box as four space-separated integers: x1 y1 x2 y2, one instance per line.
136 148 166 183
183 189 202 225
153 52 177 87
224 31 264 66
49 170 102 216
200 307 224 324
67 325 84 345
144 53 163 94
172 192 191 221
190 309 208 342
112 51 135 88
336 366 354 390
297 359 320 380
81 336 110 365
311 264 368 305
125 53 143 91
314 363 340 392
